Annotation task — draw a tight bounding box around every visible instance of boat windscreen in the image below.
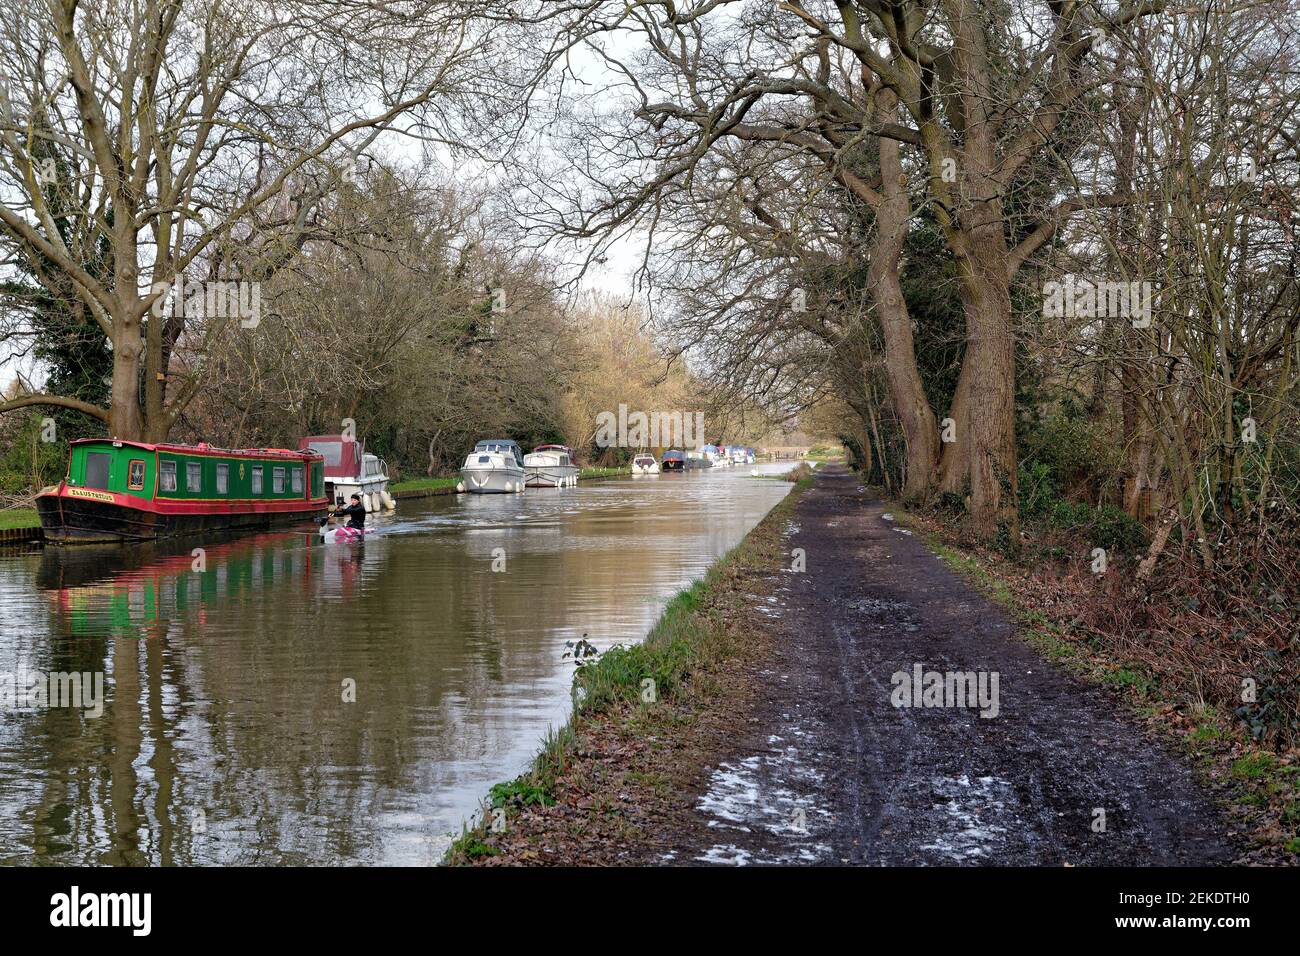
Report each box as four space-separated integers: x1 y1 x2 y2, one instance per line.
308 441 343 467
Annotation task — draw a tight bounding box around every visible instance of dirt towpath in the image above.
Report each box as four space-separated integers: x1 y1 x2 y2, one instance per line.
669 465 1237 865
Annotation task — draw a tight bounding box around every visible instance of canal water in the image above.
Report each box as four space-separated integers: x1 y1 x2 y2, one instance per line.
0 464 795 864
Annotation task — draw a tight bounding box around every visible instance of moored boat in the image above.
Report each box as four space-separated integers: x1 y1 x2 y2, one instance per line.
631 453 659 474
660 449 686 472
299 434 394 511
459 439 526 493
523 444 580 488
37 439 328 544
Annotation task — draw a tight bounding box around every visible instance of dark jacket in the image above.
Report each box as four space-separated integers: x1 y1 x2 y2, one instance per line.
335 502 366 529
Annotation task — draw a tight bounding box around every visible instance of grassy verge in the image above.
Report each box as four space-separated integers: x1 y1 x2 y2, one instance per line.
0 508 39 530
445 474 815 864
899 509 1299 862
579 466 632 479
804 445 846 462
388 476 458 495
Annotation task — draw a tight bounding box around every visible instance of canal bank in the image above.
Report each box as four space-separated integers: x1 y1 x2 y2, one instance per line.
450 465 1239 865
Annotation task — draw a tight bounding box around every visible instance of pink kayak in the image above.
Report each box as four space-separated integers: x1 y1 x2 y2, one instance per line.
320 523 365 544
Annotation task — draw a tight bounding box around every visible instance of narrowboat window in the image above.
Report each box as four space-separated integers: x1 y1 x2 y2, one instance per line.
128 460 145 490
251 466 263 494
273 466 285 493
216 463 229 494
85 451 110 490
160 460 177 491
186 460 202 491
291 467 303 494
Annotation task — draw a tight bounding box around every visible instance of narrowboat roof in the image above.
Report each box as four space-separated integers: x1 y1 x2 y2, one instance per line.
68 438 319 460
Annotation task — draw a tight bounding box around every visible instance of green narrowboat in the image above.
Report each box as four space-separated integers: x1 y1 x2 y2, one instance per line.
36 439 329 544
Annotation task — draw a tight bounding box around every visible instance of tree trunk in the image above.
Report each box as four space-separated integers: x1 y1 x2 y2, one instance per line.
871 121 939 501
109 314 145 440
938 353 972 493
959 205 1019 539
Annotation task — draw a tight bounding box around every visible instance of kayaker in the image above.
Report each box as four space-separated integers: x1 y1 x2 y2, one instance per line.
332 494 366 531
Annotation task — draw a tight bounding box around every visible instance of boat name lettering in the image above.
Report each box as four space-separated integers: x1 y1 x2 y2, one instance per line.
66 488 115 503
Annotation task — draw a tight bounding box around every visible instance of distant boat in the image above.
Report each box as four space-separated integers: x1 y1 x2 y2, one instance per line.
459 439 526 493
524 444 580 488
37 439 328 544
631 453 659 474
299 434 394 511
660 449 686 472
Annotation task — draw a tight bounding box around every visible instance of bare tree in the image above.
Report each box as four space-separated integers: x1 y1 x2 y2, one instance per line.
529 0 1183 535
0 0 540 440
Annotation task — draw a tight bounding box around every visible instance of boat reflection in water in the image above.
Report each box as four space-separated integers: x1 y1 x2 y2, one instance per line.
38 531 364 640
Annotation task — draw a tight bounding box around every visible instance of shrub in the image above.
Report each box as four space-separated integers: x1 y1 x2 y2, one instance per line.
1044 499 1146 554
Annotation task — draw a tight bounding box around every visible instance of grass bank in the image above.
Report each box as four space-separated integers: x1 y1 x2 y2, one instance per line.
579 466 631 479
897 507 1299 863
445 474 815 864
389 476 458 496
0 508 39 530
804 445 846 463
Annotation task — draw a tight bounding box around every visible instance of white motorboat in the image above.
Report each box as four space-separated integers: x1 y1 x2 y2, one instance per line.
300 434 396 512
459 439 526 494
524 444 580 488
631 453 659 474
